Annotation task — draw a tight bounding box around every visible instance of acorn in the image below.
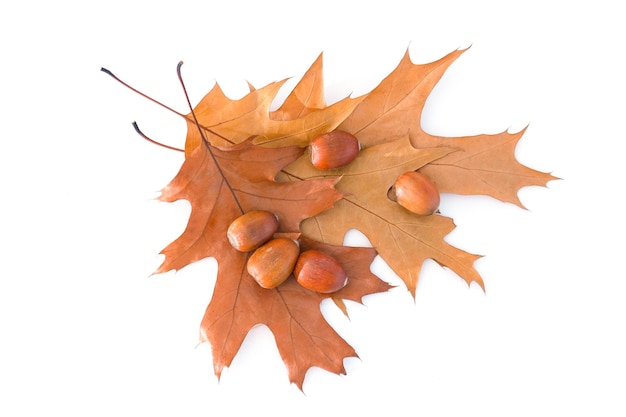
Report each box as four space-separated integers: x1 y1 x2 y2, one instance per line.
390 171 440 215
309 131 360 170
294 250 348 294
247 238 300 289
227 210 279 252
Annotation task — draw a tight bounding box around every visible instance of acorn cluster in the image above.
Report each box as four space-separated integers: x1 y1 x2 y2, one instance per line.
227 210 347 293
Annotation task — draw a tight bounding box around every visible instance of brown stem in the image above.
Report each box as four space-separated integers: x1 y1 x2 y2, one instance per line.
103 64 303 182
132 122 184 152
101 66 234 148
101 67 185 118
176 61 244 214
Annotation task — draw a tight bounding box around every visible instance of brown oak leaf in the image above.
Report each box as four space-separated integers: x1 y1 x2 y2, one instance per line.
415 128 558 207
183 64 362 153
200 236 389 389
337 48 557 207
275 49 554 294
156 138 391 389
279 134 482 296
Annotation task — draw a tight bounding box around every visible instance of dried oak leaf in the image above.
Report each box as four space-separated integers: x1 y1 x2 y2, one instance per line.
337 48 558 207
279 135 480 296
182 58 362 154
156 138 391 389
271 48 556 205
275 48 556 295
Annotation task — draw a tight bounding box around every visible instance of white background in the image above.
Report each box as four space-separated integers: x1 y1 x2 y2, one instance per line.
1 0 624 415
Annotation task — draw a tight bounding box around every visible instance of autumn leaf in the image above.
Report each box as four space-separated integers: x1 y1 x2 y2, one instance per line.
336 48 466 147
183 58 362 153
415 128 558 207
201 236 390 389
156 138 391 389
275 49 554 294
336 48 557 206
155 139 340 271
279 134 483 296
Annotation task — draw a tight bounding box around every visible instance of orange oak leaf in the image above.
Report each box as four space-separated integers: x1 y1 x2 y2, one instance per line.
336 48 467 147
280 134 482 296
336 48 556 207
415 128 558 207
183 60 362 153
275 48 554 294
154 138 341 272
201 236 390 389
156 138 391 388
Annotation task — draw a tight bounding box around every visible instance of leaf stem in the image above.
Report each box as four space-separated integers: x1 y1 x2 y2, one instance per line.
132 122 184 152
176 61 244 214
101 67 185 118
101 66 235 148
103 64 302 184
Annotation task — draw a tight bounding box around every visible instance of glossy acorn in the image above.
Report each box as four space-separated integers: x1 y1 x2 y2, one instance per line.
227 210 279 252
247 238 300 289
309 131 360 170
391 171 440 215
294 250 348 294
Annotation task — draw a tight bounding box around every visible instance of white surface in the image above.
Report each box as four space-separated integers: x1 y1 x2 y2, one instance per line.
1 0 624 415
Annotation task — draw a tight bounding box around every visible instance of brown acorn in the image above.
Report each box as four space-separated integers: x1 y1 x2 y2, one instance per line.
227 210 279 252
390 171 440 215
294 250 348 294
309 131 360 170
247 238 300 289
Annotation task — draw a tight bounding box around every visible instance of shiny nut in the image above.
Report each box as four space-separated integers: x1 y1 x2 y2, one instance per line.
309 131 360 170
390 171 440 215
294 250 348 294
227 210 279 252
247 238 300 289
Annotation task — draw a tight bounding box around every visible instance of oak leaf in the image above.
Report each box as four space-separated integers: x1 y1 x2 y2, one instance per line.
336 48 558 206
279 135 483 296
156 138 391 389
276 49 555 294
182 58 362 153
